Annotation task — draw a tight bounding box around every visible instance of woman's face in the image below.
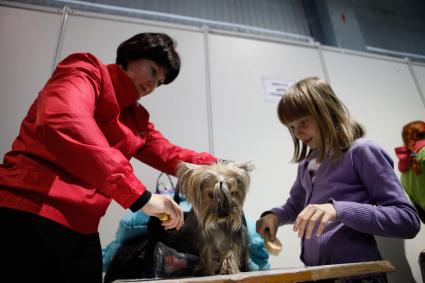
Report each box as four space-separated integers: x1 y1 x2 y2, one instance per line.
125 58 166 99
288 116 322 150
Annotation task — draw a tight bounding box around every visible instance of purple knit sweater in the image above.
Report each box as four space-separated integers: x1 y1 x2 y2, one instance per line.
270 138 420 266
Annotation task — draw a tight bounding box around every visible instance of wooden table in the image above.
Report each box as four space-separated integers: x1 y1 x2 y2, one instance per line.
113 260 394 283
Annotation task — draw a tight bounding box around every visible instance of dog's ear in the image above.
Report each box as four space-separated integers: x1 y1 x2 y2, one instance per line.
176 161 198 178
234 161 255 172
176 162 200 198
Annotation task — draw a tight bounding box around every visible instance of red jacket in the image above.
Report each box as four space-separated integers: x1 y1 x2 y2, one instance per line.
0 53 216 234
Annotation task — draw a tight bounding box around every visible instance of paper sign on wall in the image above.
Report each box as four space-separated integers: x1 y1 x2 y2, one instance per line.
263 78 295 102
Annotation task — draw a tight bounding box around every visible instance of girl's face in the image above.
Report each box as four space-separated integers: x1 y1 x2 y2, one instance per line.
288 116 322 150
125 59 166 99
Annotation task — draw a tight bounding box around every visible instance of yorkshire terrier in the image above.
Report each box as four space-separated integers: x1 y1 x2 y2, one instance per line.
176 160 254 275
103 160 254 281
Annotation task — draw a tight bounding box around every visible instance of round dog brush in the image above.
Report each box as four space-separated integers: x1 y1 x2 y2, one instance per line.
264 230 282 256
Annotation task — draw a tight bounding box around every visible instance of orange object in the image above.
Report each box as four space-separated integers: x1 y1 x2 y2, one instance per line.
264 232 282 256
158 213 169 221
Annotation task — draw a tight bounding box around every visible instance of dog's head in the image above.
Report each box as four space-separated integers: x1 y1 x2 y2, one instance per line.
176 160 254 236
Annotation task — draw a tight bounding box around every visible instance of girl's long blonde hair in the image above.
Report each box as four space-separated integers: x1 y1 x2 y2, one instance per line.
277 77 364 162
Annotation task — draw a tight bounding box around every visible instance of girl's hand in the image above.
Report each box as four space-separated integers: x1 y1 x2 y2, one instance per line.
141 194 184 230
293 203 336 239
256 213 279 240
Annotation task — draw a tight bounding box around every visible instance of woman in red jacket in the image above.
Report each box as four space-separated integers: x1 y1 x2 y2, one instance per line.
0 33 217 282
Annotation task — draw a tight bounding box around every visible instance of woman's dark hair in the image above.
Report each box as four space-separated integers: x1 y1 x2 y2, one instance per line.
116 33 181 84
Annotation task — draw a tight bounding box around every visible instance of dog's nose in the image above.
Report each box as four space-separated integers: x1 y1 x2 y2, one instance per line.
214 182 232 217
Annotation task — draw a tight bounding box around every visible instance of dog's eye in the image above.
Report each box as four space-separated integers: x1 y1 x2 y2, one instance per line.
208 192 214 199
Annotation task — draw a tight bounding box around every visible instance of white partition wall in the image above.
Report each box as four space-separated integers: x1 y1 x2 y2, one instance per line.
412 64 425 107
1 3 424 282
322 50 424 149
0 5 62 158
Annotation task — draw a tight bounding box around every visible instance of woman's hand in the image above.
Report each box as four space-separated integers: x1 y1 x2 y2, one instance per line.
256 213 279 240
293 203 336 239
141 194 184 230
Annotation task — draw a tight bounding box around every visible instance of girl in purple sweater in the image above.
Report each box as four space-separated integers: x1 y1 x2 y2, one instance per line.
256 77 420 283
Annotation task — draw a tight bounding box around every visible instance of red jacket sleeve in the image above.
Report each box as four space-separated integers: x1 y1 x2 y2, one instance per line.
135 122 217 176
35 53 146 209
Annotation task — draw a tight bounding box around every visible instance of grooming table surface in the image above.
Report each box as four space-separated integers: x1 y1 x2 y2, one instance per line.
113 260 394 283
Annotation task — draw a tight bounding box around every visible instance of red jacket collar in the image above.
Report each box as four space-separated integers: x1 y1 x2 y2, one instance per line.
107 64 139 108
395 139 425 172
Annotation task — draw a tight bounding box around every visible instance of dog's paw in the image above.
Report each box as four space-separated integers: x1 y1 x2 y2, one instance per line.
220 258 240 275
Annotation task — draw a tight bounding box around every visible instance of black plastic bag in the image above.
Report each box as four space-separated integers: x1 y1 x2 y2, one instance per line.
153 241 199 278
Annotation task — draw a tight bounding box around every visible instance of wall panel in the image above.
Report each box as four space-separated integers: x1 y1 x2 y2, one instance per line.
412 63 425 107
0 6 61 157
323 50 424 160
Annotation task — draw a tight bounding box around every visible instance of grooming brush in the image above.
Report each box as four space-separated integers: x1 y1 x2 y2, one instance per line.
158 213 169 221
264 229 282 256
